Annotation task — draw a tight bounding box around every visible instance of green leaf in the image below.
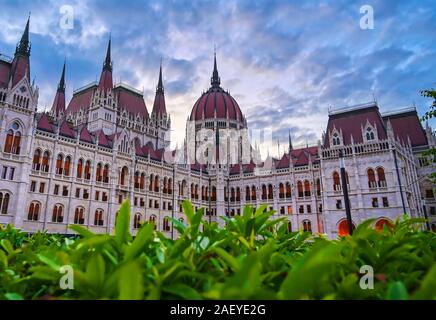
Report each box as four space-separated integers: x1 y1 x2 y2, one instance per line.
119 261 143 300
37 253 61 271
412 265 436 300
169 217 187 234
279 242 343 299
29 266 59 281
182 200 194 224
69 224 94 237
124 223 154 261
4 293 24 300
163 283 202 300
387 281 409 300
115 200 132 246
86 253 106 287
211 247 239 272
0 239 14 255
0 250 7 268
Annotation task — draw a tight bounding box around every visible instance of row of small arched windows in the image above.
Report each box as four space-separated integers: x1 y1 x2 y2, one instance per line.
283 220 312 233
27 202 106 226
237 180 322 202
177 180 217 201
32 150 110 182
332 167 386 190
26 203 181 232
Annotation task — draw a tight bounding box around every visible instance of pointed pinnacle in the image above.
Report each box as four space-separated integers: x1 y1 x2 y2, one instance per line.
58 59 66 91
103 36 112 71
157 58 164 93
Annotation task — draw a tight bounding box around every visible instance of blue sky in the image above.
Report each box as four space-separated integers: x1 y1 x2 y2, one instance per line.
0 0 435 154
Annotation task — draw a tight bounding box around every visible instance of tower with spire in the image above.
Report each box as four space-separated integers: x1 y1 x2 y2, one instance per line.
87 37 118 135
10 16 31 89
50 61 66 119
98 37 113 92
288 130 293 153
151 59 170 149
4 15 39 113
211 48 221 88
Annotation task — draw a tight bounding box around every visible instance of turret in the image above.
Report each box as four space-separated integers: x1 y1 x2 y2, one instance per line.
50 60 66 117
10 16 31 88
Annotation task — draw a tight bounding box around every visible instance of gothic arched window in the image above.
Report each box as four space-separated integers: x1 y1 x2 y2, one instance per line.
28 202 40 221
94 209 104 226
84 160 91 180
332 132 340 146
367 168 376 189
134 213 142 229
297 181 304 198
333 171 340 191
302 220 312 233
77 158 84 178
4 122 22 154
0 192 10 214
42 151 50 172
74 207 85 224
64 156 71 176
366 127 375 141
377 167 387 188
52 204 64 223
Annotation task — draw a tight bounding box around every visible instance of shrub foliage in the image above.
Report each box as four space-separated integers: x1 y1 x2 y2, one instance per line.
0 200 435 300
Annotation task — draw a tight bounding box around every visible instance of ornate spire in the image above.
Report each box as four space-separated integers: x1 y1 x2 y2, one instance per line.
152 60 167 118
103 36 112 72
98 36 113 91
211 47 220 87
156 57 164 94
51 61 66 116
15 15 31 57
10 16 31 87
288 130 293 152
57 59 66 92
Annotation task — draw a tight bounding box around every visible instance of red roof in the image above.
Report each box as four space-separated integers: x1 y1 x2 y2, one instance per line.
66 85 96 114
10 55 29 88
98 69 113 91
190 87 244 122
135 142 164 161
79 127 94 144
0 60 11 89
96 130 111 148
115 86 149 119
59 121 76 138
190 161 208 172
228 146 318 174
152 91 166 117
382 110 428 147
230 163 241 174
36 113 55 133
98 38 113 91
243 161 256 173
51 90 65 116
324 104 387 147
276 153 290 169
280 146 318 167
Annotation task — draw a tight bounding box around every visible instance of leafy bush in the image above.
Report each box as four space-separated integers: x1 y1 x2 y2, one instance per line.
0 200 435 300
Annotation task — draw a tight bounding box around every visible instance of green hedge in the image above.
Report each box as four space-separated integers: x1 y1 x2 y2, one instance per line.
0 200 435 300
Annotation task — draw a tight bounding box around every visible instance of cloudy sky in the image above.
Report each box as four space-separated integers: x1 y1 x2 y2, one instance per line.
0 0 435 156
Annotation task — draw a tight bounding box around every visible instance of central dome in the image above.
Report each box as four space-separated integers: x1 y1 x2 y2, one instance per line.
189 54 246 126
